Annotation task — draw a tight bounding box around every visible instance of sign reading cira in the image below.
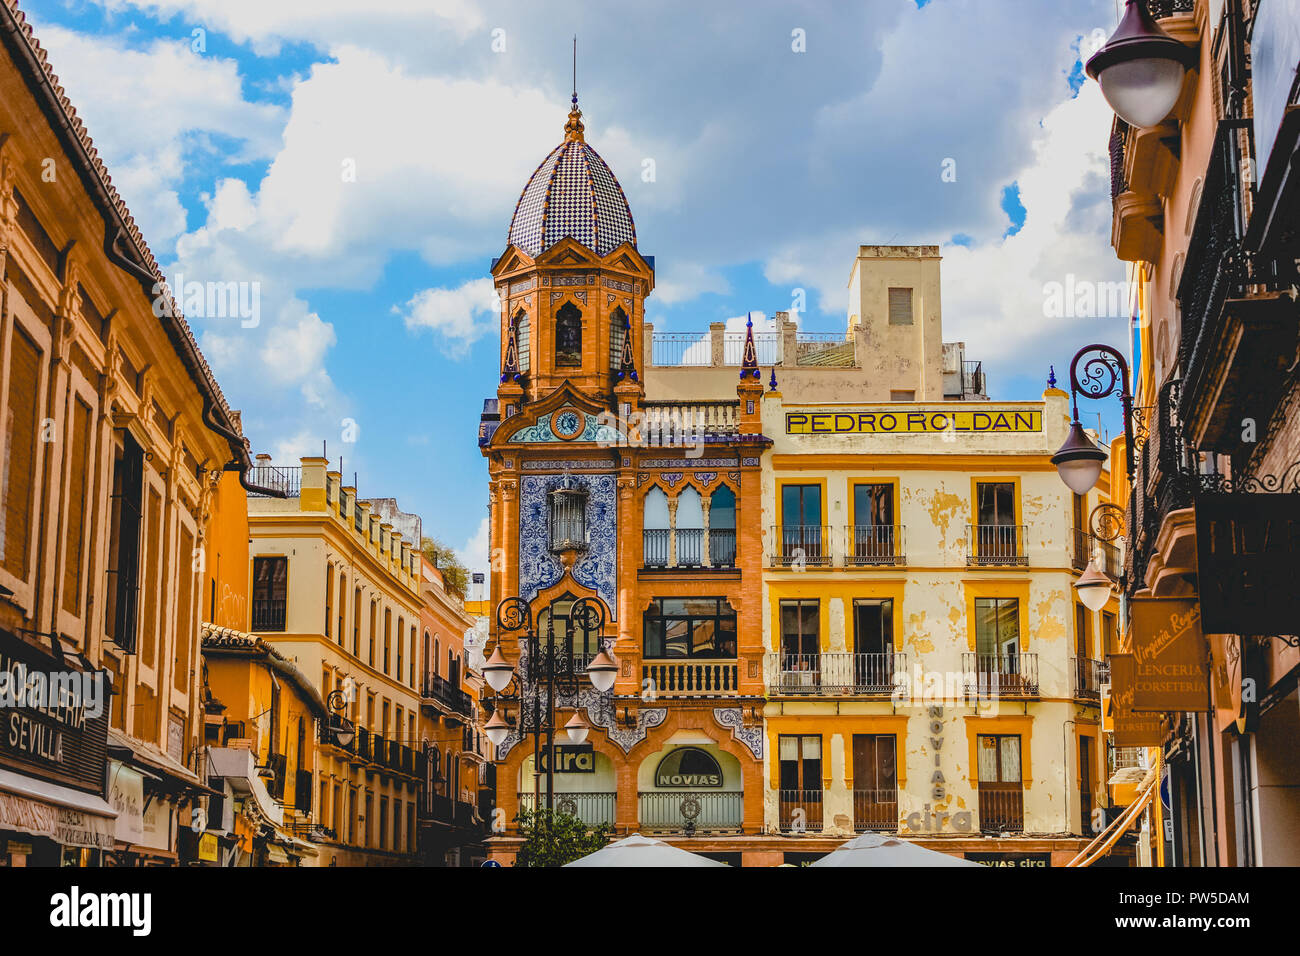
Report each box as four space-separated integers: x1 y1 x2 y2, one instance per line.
1129 598 1209 713
654 747 723 788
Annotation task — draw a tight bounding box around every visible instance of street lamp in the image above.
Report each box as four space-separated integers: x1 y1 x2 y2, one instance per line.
1074 501 1126 609
1052 345 1136 494
1075 559 1115 612
1086 0 1197 129
323 690 356 750
484 594 615 812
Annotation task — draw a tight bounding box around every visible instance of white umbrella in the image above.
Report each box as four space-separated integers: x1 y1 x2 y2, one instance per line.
564 833 729 867
808 831 984 867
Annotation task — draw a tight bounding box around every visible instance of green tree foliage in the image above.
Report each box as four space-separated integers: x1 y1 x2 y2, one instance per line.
513 806 612 867
421 535 469 598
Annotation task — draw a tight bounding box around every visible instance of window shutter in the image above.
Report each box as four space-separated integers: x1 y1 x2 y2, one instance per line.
1 326 42 579
887 287 913 325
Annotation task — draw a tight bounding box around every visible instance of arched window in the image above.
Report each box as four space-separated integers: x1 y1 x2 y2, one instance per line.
555 303 582 367
676 486 704 567
433 638 439 677
643 487 669 568
337 573 347 646
709 486 737 566
423 630 431 685
609 306 627 369
515 309 530 373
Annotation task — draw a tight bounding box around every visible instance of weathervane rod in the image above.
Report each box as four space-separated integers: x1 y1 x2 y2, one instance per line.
572 34 577 102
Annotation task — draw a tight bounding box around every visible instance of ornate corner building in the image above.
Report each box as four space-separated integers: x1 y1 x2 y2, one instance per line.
479 98 771 860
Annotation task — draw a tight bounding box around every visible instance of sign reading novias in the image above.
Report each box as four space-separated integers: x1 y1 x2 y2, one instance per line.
786 408 1042 435
654 747 723 788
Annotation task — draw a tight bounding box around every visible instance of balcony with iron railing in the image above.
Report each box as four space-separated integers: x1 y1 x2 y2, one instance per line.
517 792 616 827
638 791 744 833
247 463 302 498
768 652 905 697
1109 746 1148 776
778 789 825 833
1072 527 1121 578
853 789 899 832
642 660 740 697
1127 379 1196 598
846 525 905 566
422 673 473 717
963 653 1039 698
978 784 1025 833
642 528 737 570
771 525 832 568
966 525 1027 567
1071 657 1108 701
251 598 286 632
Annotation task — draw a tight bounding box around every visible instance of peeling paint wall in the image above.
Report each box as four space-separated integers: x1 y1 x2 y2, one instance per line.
759 386 1115 839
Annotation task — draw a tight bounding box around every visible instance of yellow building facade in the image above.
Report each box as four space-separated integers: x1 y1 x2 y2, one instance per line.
754 248 1125 865
247 457 430 866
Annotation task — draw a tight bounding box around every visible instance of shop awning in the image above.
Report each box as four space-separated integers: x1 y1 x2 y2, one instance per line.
0 767 117 850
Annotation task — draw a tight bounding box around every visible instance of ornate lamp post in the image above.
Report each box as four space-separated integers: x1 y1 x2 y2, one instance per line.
1075 502 1127 610
1052 344 1136 495
481 595 614 812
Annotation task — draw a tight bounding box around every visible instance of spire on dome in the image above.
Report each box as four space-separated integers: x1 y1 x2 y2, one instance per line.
565 35 585 142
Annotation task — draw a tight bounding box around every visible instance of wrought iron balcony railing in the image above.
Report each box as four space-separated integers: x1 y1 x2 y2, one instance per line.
251 598 286 632
1072 657 1108 701
769 652 905 696
772 525 832 567
422 673 473 716
978 783 1025 833
966 525 1027 566
638 791 743 832
778 789 825 832
517 792 616 827
852 789 899 832
963 653 1039 698
846 525 905 566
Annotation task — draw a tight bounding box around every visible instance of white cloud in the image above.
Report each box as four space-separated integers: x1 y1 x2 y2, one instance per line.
90 0 484 56
29 23 285 243
456 516 489 577
259 301 338 386
396 277 499 357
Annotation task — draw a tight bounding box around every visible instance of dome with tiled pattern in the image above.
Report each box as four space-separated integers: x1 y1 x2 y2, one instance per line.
506 100 637 258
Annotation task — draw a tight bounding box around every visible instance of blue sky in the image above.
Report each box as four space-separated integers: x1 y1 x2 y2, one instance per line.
24 0 1132 571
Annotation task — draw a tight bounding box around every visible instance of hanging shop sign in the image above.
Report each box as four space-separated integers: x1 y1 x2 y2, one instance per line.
1130 599 1209 713
537 744 595 774
786 407 1042 436
654 747 723 788
107 761 145 845
1107 655 1165 747
1194 493 1300 634
0 628 110 794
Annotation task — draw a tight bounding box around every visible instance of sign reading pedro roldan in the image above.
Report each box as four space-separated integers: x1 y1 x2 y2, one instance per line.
1195 493 1300 634
1130 599 1209 713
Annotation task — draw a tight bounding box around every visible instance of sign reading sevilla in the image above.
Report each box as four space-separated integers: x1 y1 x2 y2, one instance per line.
1129 599 1209 713
1107 654 1165 747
